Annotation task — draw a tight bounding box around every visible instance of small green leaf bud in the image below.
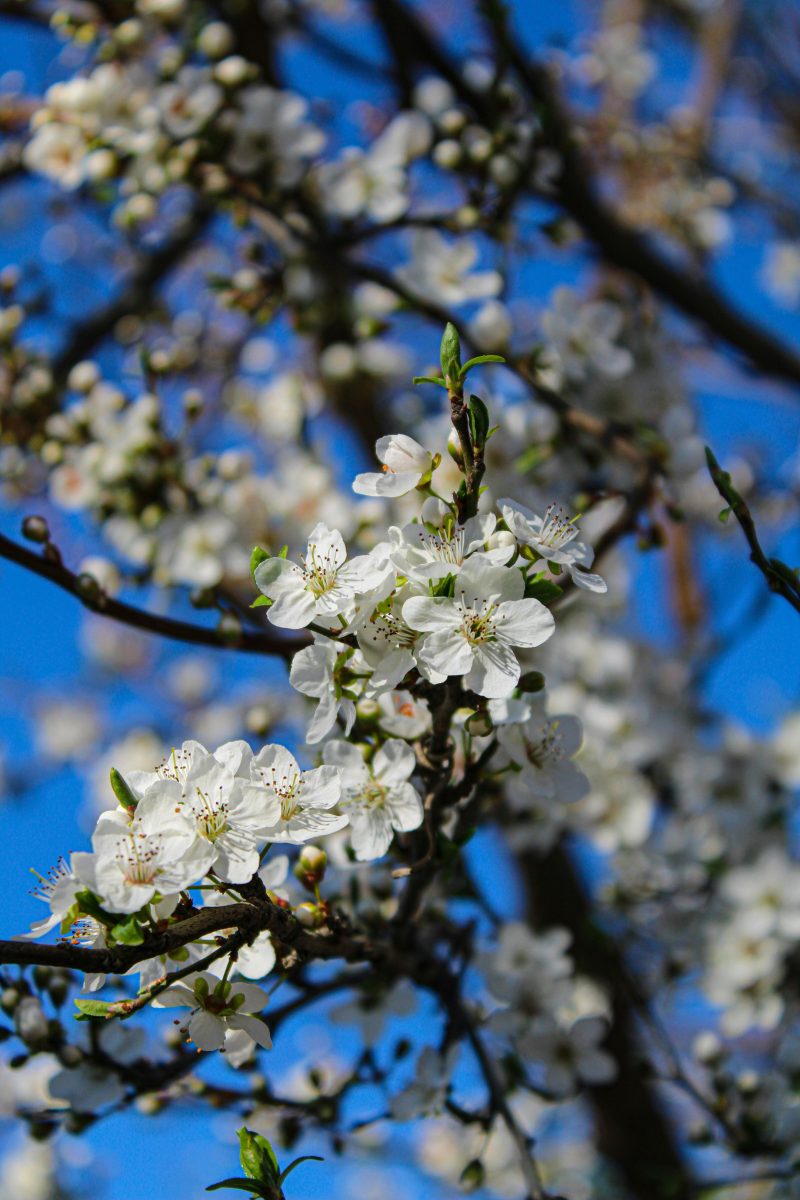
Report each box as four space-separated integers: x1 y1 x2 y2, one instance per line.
440 322 462 383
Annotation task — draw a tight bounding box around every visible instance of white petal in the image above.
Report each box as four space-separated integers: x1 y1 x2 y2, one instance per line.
466 642 520 698
374 739 415 786
188 1010 226 1051
353 469 420 497
494 598 556 648
402 595 457 633
387 783 424 832
569 566 608 594
416 630 474 678
229 1013 273 1050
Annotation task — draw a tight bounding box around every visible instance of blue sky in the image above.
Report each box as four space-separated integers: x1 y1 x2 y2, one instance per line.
1 2 800 1196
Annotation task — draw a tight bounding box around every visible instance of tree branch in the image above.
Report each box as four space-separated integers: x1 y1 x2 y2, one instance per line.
0 530 306 659
705 446 800 615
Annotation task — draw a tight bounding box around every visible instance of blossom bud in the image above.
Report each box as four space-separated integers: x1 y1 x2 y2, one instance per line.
15 998 49 1047
198 21 234 58
294 902 324 928
737 1070 760 1095
299 845 327 878
182 388 203 417
489 153 517 187
76 573 102 605
356 698 380 721
421 496 449 524
136 0 186 19
439 108 466 134
454 205 480 230
0 304 23 337
692 1031 724 1066
67 361 100 393
86 149 117 183
486 529 516 552
214 55 251 87
22 515 50 544
217 612 242 644
114 18 144 45
465 710 493 737
447 428 464 468
433 139 462 169
1 988 19 1013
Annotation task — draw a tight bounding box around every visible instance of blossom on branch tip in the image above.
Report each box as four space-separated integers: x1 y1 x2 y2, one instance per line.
352 434 432 499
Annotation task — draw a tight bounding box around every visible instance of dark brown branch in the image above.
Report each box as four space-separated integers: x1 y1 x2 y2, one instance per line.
0 530 306 659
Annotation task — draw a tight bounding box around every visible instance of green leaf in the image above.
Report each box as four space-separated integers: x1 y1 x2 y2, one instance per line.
249 545 269 583
439 322 461 382
238 1127 280 1187
110 915 144 946
525 578 563 605
279 1155 324 1185
109 768 138 813
250 595 272 608
467 394 490 452
74 999 114 1022
459 354 505 376
412 375 446 387
206 1179 274 1198
277 544 288 559
718 507 731 524
75 889 116 926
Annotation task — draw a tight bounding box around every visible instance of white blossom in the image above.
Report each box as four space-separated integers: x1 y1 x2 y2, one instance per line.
352 434 432 498
159 971 272 1054
403 562 555 698
499 499 607 593
323 739 423 860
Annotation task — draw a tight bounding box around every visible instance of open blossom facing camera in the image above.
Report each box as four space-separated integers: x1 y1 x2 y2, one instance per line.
403 562 556 698
249 745 346 843
254 523 388 629
323 739 423 860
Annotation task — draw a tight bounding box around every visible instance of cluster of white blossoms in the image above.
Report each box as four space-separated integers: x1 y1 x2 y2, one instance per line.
20 383 608 1068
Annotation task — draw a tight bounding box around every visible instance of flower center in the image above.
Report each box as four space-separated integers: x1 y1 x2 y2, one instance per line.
192 787 229 843
117 833 161 887
538 504 578 551
524 724 563 769
457 598 497 645
416 526 465 565
301 544 339 598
